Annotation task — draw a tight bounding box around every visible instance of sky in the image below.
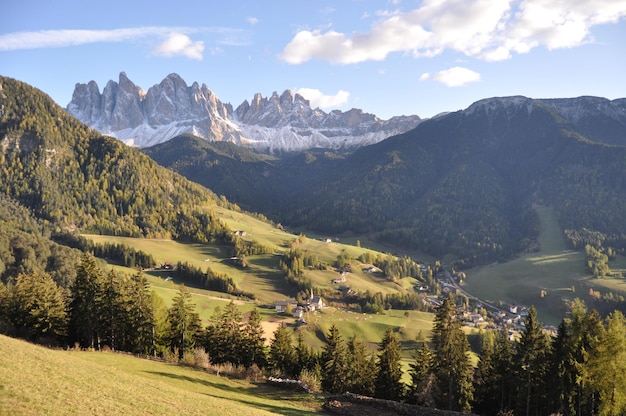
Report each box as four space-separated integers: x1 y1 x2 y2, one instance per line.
1 0 626 119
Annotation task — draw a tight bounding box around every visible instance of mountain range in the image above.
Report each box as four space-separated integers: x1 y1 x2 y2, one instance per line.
144 95 626 267
67 72 422 152
4 73 626 269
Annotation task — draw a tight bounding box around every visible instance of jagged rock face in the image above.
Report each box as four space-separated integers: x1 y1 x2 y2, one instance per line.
67 72 422 151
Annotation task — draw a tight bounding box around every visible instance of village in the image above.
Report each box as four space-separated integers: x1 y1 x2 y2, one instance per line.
271 260 557 340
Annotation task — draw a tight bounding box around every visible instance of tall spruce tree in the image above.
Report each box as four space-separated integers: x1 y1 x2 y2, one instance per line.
6 272 67 342
346 334 376 396
68 253 104 349
295 331 317 376
473 330 515 415
127 270 154 355
99 269 125 350
167 285 201 358
374 328 404 401
269 323 296 377
242 308 267 369
588 310 626 416
151 291 170 357
321 324 349 393
514 306 551 416
431 295 473 412
407 343 438 407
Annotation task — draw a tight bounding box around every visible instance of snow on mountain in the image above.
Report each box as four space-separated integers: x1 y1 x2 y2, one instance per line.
67 72 422 152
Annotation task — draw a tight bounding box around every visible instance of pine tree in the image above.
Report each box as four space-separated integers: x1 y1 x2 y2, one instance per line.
167 285 201 358
514 306 551 416
218 301 244 365
473 330 515 415
99 269 125 350
346 334 376 396
588 310 626 416
68 253 104 349
7 272 67 342
269 323 296 377
151 291 170 357
127 270 154 354
242 308 267 369
431 295 474 412
321 324 349 393
407 343 438 407
374 328 404 401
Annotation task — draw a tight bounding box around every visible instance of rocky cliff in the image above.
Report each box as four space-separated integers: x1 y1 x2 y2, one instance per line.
67 72 422 152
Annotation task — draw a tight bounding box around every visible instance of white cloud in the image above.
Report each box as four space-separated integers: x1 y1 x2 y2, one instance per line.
419 73 431 81
0 27 164 51
0 26 247 54
431 67 481 87
247 17 259 25
152 33 204 60
295 88 350 109
280 0 626 64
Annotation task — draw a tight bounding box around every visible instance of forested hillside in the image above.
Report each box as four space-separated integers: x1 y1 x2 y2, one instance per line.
0 76 235 241
145 97 626 268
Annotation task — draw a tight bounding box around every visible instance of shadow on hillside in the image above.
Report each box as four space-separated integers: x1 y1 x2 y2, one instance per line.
145 371 320 415
245 256 295 298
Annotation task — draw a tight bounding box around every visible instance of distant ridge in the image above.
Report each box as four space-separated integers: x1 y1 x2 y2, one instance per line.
67 72 422 152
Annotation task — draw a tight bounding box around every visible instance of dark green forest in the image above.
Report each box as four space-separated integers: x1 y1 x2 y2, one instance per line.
146 101 626 270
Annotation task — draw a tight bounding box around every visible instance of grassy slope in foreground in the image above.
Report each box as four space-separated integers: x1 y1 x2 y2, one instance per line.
0 335 321 416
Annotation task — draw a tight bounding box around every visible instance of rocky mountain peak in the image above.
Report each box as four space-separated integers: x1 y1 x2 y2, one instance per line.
67 72 422 151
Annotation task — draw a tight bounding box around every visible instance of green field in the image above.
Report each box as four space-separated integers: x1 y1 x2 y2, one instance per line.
462 206 626 324
83 208 431 352
0 335 322 415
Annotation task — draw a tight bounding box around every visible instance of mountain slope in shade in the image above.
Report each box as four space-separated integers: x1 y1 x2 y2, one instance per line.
143 95 626 268
67 72 422 152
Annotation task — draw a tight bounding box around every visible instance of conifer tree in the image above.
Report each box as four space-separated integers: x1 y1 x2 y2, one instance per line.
346 334 376 396
374 328 404 401
151 291 170 356
217 301 244 365
473 330 515 415
269 323 296 377
99 269 125 350
127 270 154 354
167 285 201 358
407 343 438 407
514 306 551 416
294 331 317 375
68 253 104 349
321 324 349 393
431 295 473 412
242 308 267 369
6 272 67 342
588 310 626 416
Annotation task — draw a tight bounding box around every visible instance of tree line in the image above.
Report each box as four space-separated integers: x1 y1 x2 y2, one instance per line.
2 254 626 415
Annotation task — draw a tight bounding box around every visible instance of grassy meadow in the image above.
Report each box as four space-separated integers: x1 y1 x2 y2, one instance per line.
462 206 626 324
83 205 431 351
0 335 322 416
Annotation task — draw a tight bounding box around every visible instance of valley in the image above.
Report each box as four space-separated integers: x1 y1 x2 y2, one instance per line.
2 74 626 415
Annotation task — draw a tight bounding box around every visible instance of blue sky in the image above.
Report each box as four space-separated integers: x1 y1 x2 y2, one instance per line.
1 0 625 119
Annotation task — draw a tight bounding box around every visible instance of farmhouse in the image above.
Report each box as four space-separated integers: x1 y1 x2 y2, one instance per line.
308 295 325 311
275 300 298 313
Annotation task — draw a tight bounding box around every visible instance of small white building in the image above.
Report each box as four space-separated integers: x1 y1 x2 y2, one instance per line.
275 300 298 313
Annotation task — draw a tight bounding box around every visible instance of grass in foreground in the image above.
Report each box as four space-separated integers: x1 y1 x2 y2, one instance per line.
0 335 323 416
